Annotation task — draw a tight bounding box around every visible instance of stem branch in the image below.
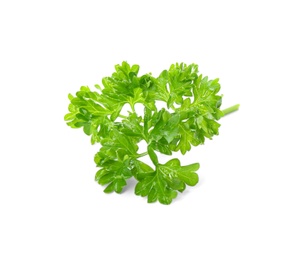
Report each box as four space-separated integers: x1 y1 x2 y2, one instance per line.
136 152 148 158
222 104 240 116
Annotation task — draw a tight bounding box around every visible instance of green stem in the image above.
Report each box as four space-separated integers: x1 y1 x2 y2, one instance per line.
170 105 176 111
136 152 148 158
118 114 128 119
222 104 240 116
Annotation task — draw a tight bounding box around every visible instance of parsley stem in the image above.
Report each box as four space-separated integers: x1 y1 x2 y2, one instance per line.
222 104 240 116
170 105 176 111
136 152 148 158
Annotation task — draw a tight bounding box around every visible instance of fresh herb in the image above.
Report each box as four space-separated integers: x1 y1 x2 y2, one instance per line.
64 62 239 204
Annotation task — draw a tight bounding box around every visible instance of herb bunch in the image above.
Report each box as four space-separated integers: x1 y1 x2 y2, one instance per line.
65 62 239 205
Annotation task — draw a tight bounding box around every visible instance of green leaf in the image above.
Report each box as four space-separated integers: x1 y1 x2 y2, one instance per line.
95 160 132 193
135 171 178 205
167 63 198 106
112 129 138 155
99 91 127 121
97 132 138 161
175 122 194 154
149 139 172 155
135 158 199 204
94 84 102 92
154 70 170 102
160 159 199 186
149 110 180 143
120 113 146 140
64 94 107 142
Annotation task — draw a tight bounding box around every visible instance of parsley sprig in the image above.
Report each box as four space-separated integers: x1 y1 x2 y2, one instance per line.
65 62 239 204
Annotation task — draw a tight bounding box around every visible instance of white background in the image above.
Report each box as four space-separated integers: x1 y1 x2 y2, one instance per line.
1 0 303 259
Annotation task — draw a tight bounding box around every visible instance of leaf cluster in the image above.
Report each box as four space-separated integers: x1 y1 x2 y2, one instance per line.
65 62 223 204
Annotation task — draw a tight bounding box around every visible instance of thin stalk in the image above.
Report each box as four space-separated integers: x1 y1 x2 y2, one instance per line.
222 104 240 116
136 152 148 158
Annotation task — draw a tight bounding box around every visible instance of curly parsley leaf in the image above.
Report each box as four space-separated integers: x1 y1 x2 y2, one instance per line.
95 160 132 193
135 159 199 204
65 61 239 204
